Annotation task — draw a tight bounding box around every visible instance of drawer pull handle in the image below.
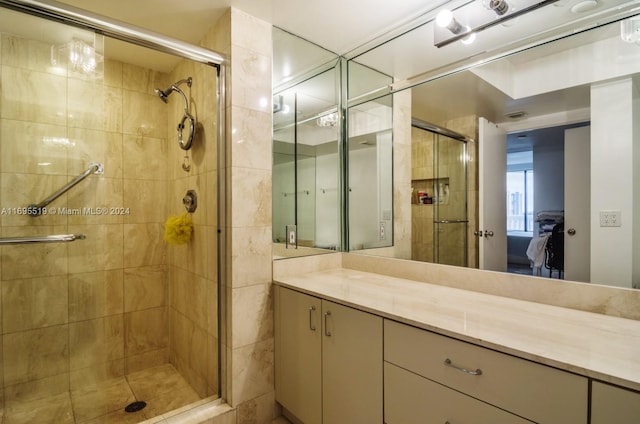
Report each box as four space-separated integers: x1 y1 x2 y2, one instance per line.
444 358 482 376
324 311 332 336
309 306 316 331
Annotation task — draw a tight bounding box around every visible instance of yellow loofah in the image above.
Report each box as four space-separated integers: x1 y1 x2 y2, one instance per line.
164 212 193 245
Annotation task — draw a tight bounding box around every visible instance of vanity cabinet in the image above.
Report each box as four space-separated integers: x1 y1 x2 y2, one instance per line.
274 286 383 424
591 381 640 423
384 320 588 424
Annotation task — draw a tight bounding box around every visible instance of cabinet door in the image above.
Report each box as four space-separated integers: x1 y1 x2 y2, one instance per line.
592 381 640 423
322 300 383 424
275 286 322 424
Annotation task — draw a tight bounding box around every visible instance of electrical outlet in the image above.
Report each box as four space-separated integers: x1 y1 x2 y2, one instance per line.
379 222 386 240
286 224 297 247
600 210 622 227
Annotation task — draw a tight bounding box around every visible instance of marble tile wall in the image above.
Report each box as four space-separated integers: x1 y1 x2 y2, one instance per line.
204 8 279 424
0 33 172 405
166 54 219 399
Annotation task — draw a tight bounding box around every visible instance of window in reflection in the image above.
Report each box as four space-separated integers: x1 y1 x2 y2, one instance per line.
507 169 534 233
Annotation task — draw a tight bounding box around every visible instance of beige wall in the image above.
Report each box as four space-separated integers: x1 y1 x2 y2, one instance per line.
205 8 278 423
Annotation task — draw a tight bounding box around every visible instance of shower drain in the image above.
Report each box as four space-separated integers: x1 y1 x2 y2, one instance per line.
125 401 147 413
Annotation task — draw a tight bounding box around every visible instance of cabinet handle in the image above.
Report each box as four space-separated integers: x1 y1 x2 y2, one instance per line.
309 306 316 331
444 358 482 376
324 311 332 337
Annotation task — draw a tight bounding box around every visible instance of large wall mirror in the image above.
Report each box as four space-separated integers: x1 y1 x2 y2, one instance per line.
272 28 344 258
272 28 396 258
347 0 640 289
272 2 640 289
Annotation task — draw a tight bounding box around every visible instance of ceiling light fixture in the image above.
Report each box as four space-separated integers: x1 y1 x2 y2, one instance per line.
483 0 510 15
436 10 466 34
437 10 476 44
434 0 558 47
317 112 339 127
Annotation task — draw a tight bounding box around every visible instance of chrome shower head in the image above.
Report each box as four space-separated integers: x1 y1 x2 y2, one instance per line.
154 88 171 103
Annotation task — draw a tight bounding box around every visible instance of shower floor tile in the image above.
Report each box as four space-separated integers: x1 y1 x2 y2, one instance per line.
126 364 200 418
71 377 137 423
3 392 75 424
0 364 202 424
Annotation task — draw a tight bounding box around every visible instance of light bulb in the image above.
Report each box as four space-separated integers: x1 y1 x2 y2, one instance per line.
436 10 454 28
436 10 465 34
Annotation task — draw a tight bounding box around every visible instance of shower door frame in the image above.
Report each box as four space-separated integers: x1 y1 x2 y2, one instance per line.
0 0 228 406
411 118 471 267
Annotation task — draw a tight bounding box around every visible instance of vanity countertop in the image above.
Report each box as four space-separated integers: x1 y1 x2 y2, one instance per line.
274 267 640 391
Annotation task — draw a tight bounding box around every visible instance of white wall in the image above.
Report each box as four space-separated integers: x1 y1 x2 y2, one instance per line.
315 152 340 248
590 78 636 288
472 35 640 100
533 139 564 220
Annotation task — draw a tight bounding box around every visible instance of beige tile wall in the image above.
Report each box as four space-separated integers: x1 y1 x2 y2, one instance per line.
166 55 219 398
204 8 279 424
0 33 174 405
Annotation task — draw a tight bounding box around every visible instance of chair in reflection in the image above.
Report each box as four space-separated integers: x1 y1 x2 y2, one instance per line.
544 223 564 278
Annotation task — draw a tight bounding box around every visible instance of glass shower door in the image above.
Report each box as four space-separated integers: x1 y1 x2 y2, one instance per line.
434 133 468 267
0 6 220 423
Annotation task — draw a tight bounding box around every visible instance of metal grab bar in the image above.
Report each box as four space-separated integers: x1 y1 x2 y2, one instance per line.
0 234 86 245
28 162 103 216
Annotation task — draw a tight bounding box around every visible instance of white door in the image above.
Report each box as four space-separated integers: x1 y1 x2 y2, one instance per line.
564 126 591 282
478 117 507 272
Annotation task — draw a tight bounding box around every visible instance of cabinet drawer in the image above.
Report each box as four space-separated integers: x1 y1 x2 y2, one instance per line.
384 320 587 423
591 381 640 423
385 362 533 424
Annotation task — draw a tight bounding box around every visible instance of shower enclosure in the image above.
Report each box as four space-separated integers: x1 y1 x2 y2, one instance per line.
411 120 469 267
0 3 222 423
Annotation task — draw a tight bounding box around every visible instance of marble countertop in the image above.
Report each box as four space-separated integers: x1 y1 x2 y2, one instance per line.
274 267 640 391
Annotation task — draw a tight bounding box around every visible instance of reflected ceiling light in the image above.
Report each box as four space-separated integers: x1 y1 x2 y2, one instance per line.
51 38 103 77
461 32 477 44
483 0 511 15
436 10 465 34
317 112 339 127
620 16 640 44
